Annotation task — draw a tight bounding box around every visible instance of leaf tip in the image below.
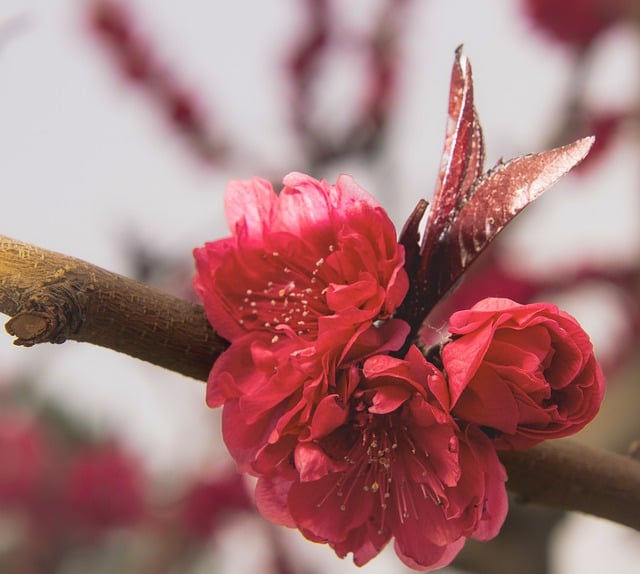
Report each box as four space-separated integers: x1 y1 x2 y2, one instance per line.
454 44 471 75
566 135 596 167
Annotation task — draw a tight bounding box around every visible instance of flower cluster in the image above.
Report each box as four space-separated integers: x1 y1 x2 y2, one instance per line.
194 173 605 570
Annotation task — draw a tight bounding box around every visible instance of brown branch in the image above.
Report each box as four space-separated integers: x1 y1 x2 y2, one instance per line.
500 440 640 531
0 235 228 381
1 235 640 530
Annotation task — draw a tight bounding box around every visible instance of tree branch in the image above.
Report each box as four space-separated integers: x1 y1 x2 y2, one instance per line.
1 235 639 530
499 440 640 531
0 235 228 381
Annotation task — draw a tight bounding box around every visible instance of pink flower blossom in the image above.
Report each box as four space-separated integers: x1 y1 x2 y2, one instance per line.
217 318 409 476
193 172 408 348
441 297 606 450
194 172 410 470
254 347 508 570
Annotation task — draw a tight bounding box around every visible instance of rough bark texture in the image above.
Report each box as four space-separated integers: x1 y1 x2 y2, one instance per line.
1 234 639 531
0 235 228 381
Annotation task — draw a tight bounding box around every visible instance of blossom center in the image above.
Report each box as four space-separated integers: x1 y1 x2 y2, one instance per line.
319 409 442 536
234 246 337 339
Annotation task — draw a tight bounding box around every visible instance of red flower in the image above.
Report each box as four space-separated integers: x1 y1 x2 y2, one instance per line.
441 298 606 450
193 172 408 347
254 347 508 570
194 171 412 509
521 0 627 47
217 319 409 476
65 443 144 533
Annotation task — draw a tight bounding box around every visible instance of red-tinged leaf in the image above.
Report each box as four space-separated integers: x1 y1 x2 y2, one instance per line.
398 199 428 278
396 49 485 335
458 111 485 205
395 48 595 345
422 47 485 260
426 136 595 304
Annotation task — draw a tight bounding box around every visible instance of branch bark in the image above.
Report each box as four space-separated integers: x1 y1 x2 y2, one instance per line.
0 235 228 381
1 234 639 530
499 440 640 530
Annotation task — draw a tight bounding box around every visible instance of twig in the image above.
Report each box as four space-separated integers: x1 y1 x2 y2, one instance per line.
1 234 639 530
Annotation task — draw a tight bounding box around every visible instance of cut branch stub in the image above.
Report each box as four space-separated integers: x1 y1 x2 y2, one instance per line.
5 278 87 345
7 312 54 344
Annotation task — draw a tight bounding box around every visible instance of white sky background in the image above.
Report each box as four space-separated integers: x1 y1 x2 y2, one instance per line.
0 1 639 572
